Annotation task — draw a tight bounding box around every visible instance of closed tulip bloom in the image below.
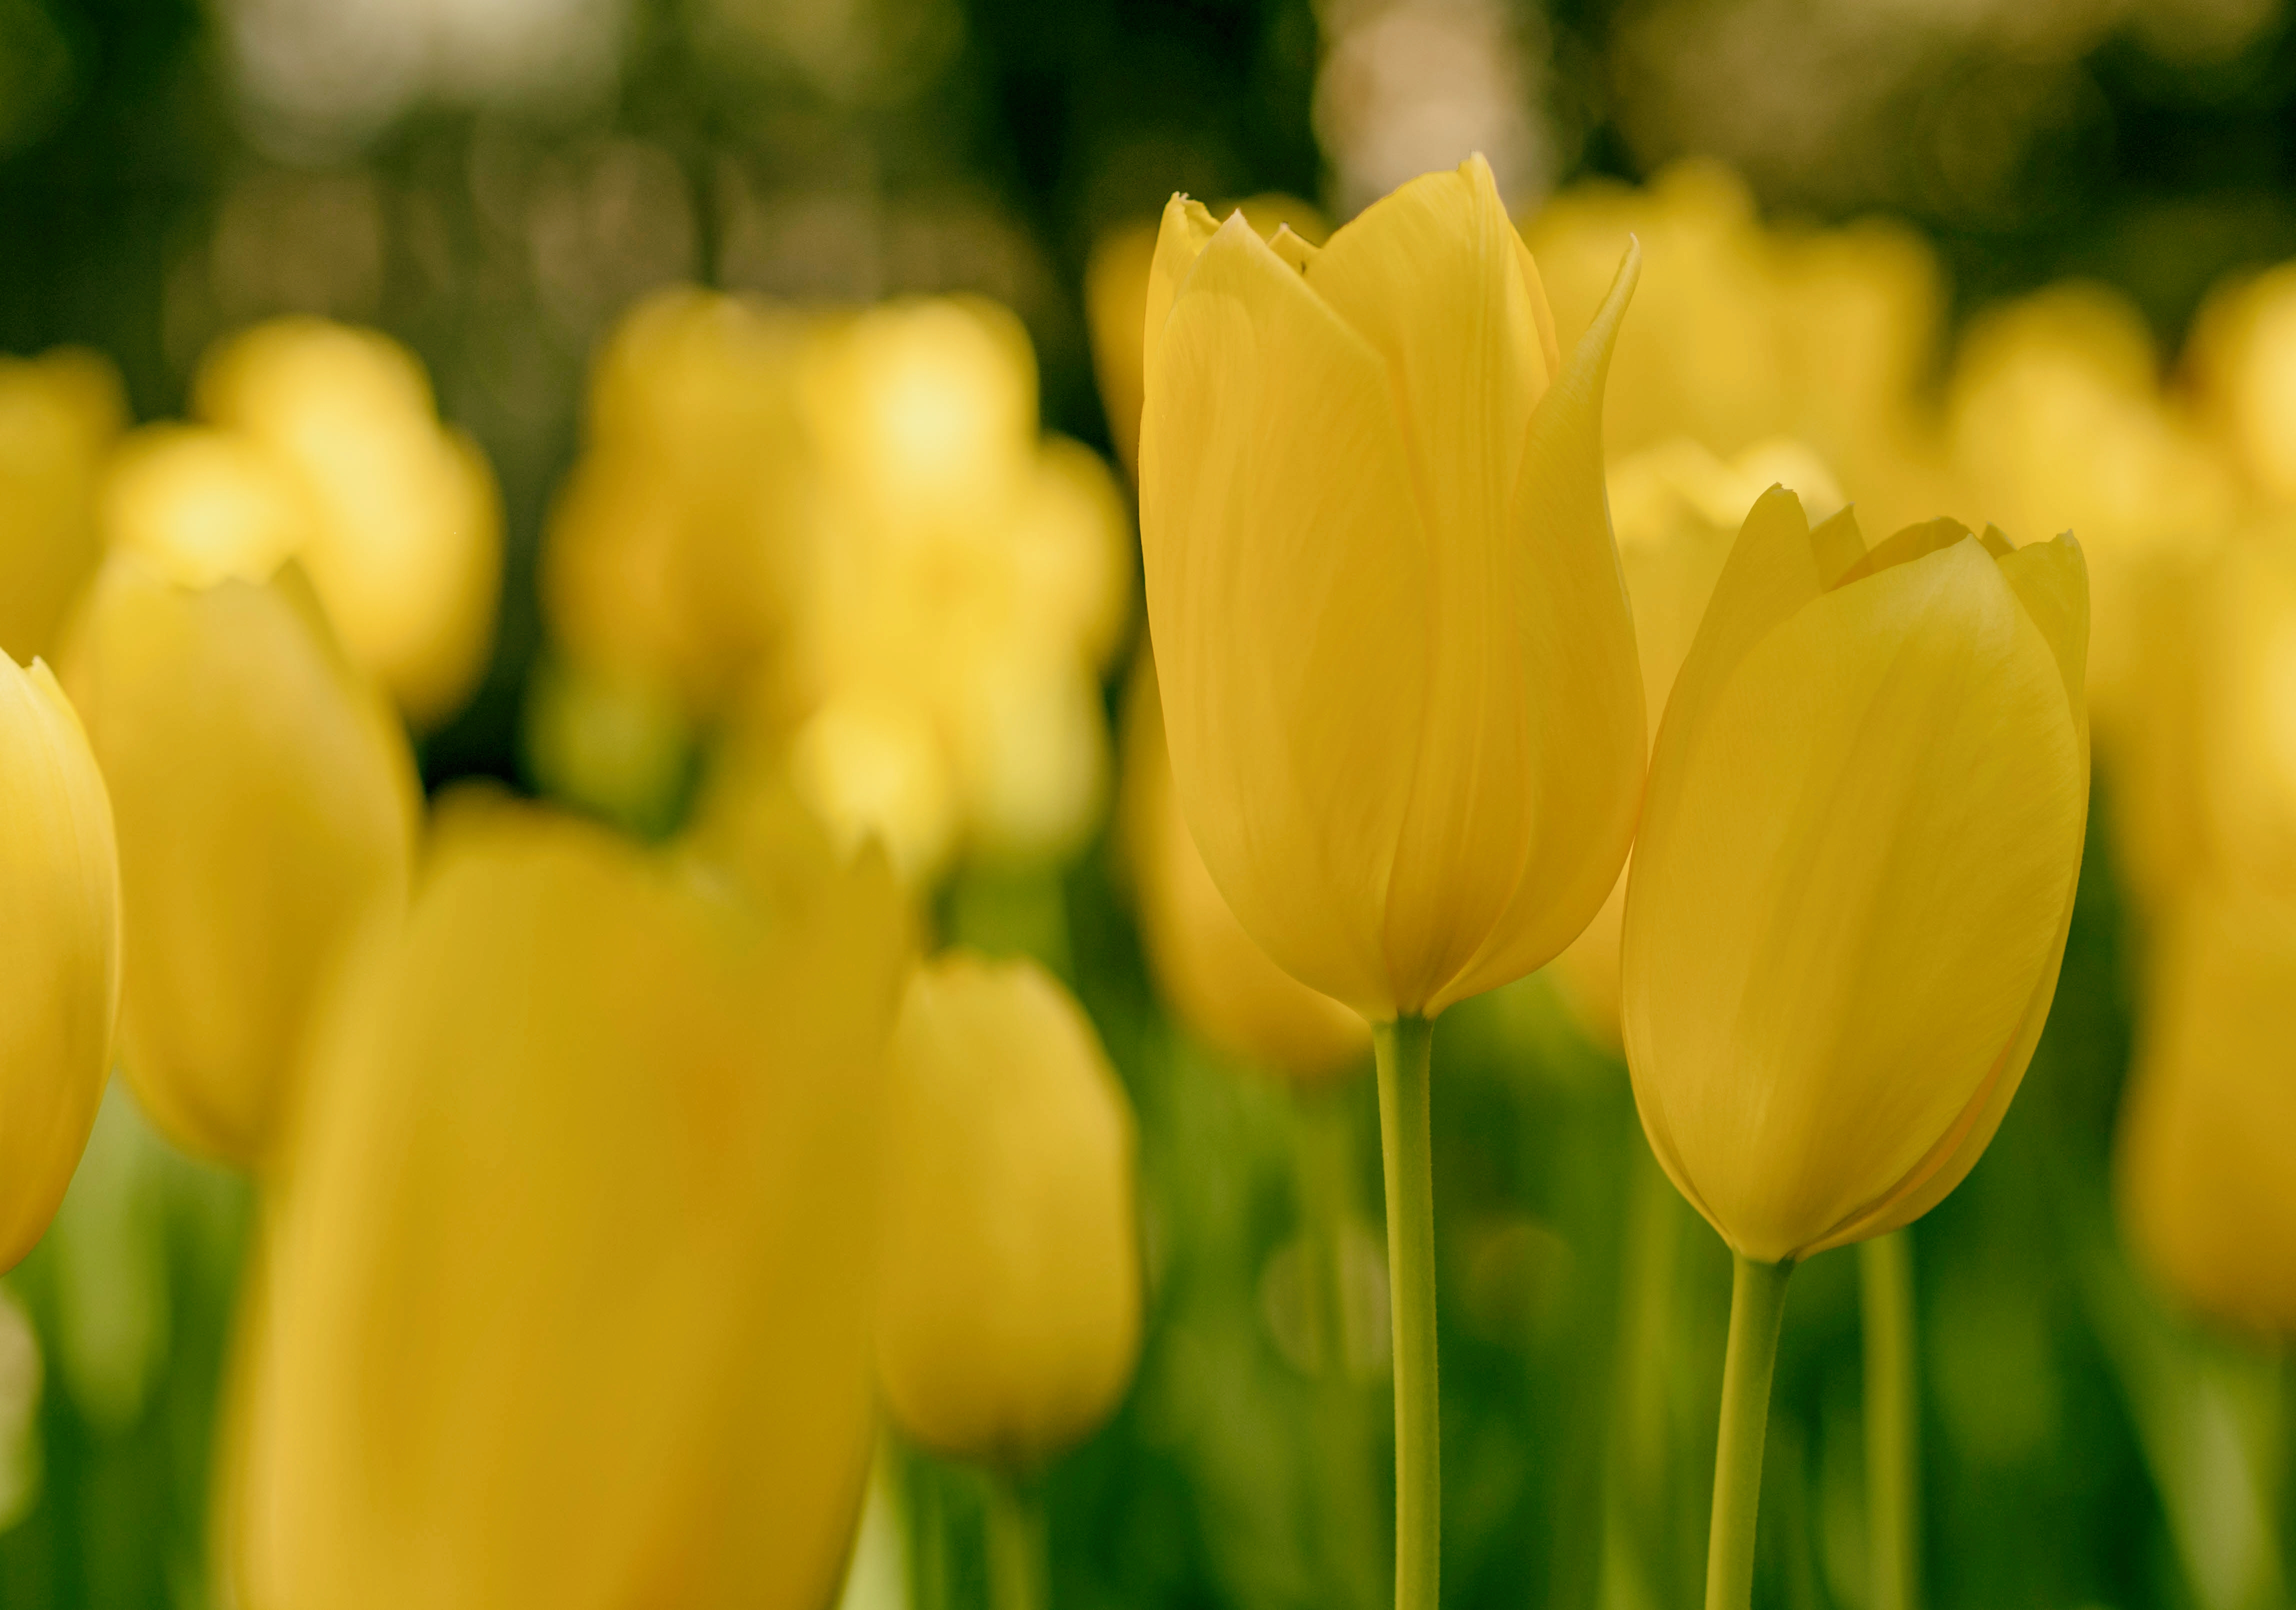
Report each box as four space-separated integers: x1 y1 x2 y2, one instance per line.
1120 656 1365 1079
0 652 120 1271
876 953 1141 1466
62 554 420 1167
1141 154 1644 1019
1624 491 2090 1264
229 808 910 1610
2118 889 2296 1337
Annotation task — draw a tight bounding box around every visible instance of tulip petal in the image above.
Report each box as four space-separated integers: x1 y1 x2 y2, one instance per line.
1626 539 2086 1261
1426 238 1648 1012
1141 213 1432 1014
1995 532 2090 713
1142 196 1221 403
1829 515 1973 589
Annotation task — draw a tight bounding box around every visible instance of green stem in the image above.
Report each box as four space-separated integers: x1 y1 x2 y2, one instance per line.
1861 1232 1920 1610
982 1471 1046 1610
1704 1252 1794 1610
1374 1013 1440 1610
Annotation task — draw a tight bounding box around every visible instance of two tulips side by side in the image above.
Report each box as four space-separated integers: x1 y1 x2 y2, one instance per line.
1139 154 2090 1610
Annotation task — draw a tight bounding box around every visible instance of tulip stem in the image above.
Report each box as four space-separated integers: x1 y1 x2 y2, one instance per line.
1704 1252 1794 1610
1862 1232 1920 1610
1374 1013 1440 1610
982 1471 1046 1610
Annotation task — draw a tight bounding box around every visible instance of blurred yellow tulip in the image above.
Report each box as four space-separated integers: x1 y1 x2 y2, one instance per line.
0 347 126 661
1120 654 1366 1080
61 554 420 1167
2117 887 2296 1338
230 805 910 1610
1140 154 1644 1019
875 952 1141 1466
1623 492 2090 1263
1944 284 2232 734
544 290 813 716
1549 438 1841 1049
0 651 120 1272
194 318 502 730
2190 259 2296 510
100 425 308 588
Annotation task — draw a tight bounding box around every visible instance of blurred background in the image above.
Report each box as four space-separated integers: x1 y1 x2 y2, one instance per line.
4 0 2296 1605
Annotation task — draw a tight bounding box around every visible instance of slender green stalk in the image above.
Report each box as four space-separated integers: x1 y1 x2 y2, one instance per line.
1704 1253 1794 1610
982 1471 1046 1610
1374 1013 1440 1610
1861 1232 1920 1610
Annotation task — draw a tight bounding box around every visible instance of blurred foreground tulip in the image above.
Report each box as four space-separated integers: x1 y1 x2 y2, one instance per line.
1621 491 2088 1609
2118 889 2296 1338
1549 438 1840 1049
875 952 1140 1467
194 318 502 729
229 806 910 1610
62 554 418 1167
0 652 120 1271
1141 153 1642 1610
0 348 126 662
1120 655 1364 1080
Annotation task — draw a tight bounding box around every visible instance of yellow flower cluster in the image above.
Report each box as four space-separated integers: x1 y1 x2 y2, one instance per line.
538 288 1134 883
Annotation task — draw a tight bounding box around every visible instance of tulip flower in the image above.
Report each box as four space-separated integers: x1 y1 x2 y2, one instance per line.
0 652 120 1272
2118 888 2296 1338
874 952 1140 1465
1141 152 1642 1610
1621 489 2089 1609
872 952 1140 1610
1120 655 1364 1080
194 318 503 730
228 805 910 1610
0 347 126 662
62 553 420 1168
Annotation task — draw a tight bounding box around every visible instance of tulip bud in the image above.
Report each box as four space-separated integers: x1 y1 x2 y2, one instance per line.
0 652 121 1271
2118 888 2296 1338
874 953 1142 1467
0 347 126 662
1623 491 2090 1263
1120 654 1365 1079
61 553 420 1167
228 807 912 1610
1140 154 1645 1019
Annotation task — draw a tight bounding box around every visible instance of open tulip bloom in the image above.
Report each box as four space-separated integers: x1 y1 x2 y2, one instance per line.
1621 489 2090 1609
1140 154 1646 1610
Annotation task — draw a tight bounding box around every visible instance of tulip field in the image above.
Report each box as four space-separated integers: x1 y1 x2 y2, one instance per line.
0 1 2294 1608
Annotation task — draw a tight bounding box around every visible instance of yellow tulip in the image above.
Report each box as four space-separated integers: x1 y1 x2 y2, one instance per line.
1550 438 1841 1049
1140 153 1644 1019
0 347 127 661
61 553 420 1167
228 806 910 1610
99 425 309 588
0 651 120 1272
1120 653 1366 1080
2189 259 2296 510
2117 887 2296 1337
874 953 1140 1466
194 318 502 730
1622 492 2090 1264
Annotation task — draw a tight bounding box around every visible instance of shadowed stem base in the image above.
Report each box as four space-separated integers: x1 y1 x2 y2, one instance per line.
1374 1014 1439 1610
983 1470 1046 1610
1705 1253 1794 1610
